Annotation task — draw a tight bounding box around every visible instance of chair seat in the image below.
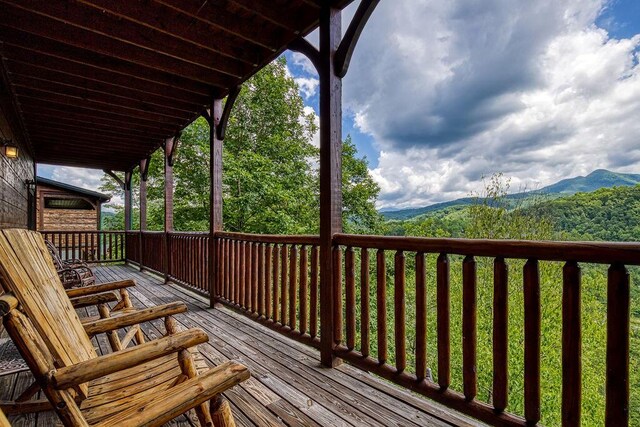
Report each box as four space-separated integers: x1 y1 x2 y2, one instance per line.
81 350 209 425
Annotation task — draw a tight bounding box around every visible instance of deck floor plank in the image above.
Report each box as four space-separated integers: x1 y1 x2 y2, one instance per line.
2 264 485 426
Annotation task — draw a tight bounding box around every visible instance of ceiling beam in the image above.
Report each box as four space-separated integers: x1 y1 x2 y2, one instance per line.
7 64 202 114
20 104 179 134
79 0 272 63
0 15 236 87
24 117 167 140
22 109 173 137
11 76 193 120
0 37 212 98
0 0 249 79
16 90 189 126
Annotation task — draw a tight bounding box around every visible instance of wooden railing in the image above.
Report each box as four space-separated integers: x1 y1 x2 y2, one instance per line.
332 234 637 427
216 232 321 348
41 230 125 263
116 230 635 426
168 232 210 294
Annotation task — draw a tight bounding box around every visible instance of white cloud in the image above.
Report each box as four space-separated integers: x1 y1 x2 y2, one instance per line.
342 0 640 208
295 76 320 99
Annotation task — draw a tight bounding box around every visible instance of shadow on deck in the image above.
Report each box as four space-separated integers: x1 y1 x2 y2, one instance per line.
1 264 483 427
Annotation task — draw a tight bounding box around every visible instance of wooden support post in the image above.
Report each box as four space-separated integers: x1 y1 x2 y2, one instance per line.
139 157 150 271
123 170 133 232
164 136 177 283
209 99 224 308
319 3 342 368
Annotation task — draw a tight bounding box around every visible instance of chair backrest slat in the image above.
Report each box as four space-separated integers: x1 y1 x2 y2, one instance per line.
44 239 65 270
0 229 97 371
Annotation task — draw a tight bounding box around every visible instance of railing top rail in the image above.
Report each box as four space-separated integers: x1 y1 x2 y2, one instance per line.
335 233 640 265
40 230 124 234
168 231 209 237
216 231 320 245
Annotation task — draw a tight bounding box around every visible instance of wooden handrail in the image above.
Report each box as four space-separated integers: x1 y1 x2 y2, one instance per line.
334 233 640 265
216 231 320 245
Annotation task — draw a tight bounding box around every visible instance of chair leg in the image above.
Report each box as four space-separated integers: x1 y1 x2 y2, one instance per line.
98 304 122 351
165 317 213 426
210 396 236 427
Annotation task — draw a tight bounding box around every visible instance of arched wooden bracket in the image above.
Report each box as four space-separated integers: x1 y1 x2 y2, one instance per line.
103 169 126 191
334 0 380 78
164 133 181 167
139 156 151 182
288 38 321 76
201 108 212 126
216 85 241 141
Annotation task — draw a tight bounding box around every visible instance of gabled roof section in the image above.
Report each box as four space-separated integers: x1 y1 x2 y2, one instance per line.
36 176 111 203
0 0 353 171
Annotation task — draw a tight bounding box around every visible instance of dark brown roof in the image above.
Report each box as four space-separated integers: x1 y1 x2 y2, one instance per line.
0 0 353 171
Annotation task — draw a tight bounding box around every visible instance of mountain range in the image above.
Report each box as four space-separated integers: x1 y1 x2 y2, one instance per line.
381 169 640 220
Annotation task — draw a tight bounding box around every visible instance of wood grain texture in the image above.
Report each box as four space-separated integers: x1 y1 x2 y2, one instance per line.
562 261 581 427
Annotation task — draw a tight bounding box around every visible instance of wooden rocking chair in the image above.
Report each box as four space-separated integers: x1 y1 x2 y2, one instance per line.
45 239 96 288
0 229 249 426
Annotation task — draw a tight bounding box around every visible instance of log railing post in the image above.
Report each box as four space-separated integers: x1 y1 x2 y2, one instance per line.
209 98 224 308
123 170 132 263
139 157 150 271
318 3 342 368
164 136 177 283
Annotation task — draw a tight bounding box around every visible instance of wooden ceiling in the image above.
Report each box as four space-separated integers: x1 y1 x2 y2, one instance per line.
0 0 353 171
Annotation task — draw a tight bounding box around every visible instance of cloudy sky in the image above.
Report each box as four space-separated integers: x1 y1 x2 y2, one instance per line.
40 0 640 210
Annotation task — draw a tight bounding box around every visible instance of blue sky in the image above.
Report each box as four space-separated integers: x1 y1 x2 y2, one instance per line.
41 0 640 209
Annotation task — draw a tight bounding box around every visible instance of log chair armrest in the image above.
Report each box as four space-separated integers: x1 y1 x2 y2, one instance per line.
51 328 209 389
83 302 188 335
94 360 250 427
70 292 119 309
65 279 135 298
0 293 19 316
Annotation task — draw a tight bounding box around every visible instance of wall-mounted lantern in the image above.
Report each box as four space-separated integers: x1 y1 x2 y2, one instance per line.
1 138 19 159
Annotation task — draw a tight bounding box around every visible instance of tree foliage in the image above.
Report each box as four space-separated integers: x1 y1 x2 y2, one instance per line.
101 56 382 235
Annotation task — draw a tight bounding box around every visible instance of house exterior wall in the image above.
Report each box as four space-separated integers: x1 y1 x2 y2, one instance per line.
0 86 34 229
36 184 100 231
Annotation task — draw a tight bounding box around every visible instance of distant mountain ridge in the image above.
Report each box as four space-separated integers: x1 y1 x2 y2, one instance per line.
382 169 640 220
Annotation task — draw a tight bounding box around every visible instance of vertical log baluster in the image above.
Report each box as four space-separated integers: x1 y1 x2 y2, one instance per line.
493 257 508 413
361 248 370 358
437 253 450 390
246 242 253 310
523 259 541 424
462 255 477 401
281 245 288 326
606 263 630 427
377 249 387 364
310 245 319 339
415 252 427 381
333 246 343 346
225 240 231 300
394 250 406 373
300 245 308 335
235 240 242 306
563 261 581 427
345 246 356 350
232 240 238 303
252 242 259 313
289 245 298 329
272 245 280 323
265 244 272 319
258 243 265 317
238 241 245 307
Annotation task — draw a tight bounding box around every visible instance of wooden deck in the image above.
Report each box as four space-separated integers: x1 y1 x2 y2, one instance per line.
2 264 484 427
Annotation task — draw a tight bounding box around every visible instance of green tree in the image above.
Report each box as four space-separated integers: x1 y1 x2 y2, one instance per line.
101 56 381 236
340 135 383 234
